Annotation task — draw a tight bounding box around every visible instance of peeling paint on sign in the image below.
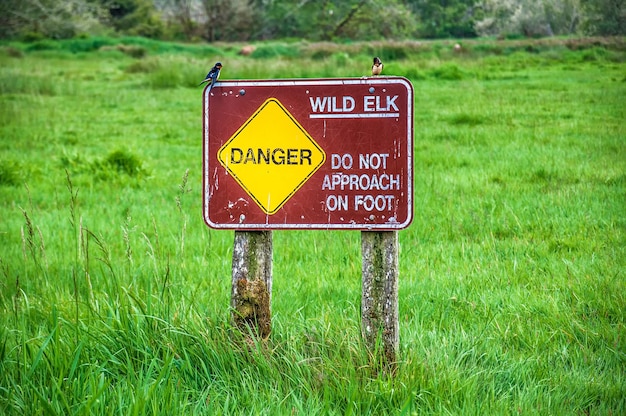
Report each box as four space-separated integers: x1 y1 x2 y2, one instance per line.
203 77 413 230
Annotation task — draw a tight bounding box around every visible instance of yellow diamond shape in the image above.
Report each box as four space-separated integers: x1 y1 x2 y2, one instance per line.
218 98 326 215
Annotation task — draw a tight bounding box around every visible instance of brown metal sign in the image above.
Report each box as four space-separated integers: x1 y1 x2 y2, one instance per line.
203 77 413 230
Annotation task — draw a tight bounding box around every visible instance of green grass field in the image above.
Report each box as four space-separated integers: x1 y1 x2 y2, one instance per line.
1 37 625 414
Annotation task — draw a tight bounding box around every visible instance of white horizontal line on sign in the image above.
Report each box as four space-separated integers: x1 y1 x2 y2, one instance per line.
309 113 400 119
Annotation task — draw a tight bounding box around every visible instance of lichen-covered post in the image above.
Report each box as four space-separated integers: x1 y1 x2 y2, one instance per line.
231 231 273 339
361 231 399 372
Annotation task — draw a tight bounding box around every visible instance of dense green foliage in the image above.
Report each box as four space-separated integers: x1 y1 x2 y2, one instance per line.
1 37 625 414
1 0 625 41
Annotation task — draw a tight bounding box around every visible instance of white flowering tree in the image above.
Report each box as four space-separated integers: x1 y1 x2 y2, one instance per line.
475 0 582 37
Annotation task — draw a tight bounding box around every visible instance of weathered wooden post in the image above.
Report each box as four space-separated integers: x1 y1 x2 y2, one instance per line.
361 231 399 371
230 231 272 339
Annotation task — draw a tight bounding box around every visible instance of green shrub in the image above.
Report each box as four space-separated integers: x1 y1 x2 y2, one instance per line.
24 40 60 52
251 44 300 59
189 44 223 58
59 152 89 172
306 43 342 60
380 45 410 61
104 150 141 176
125 58 161 74
104 150 144 176
579 47 610 62
1 46 24 58
471 42 504 56
394 65 427 80
63 37 116 53
448 114 488 126
146 65 183 88
331 52 350 65
117 44 148 58
0 74 59 95
61 150 148 181
0 160 20 186
20 31 45 42
429 63 466 80
123 56 200 88
117 36 221 56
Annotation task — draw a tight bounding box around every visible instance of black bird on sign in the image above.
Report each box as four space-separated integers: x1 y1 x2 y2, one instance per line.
372 57 383 76
199 62 222 91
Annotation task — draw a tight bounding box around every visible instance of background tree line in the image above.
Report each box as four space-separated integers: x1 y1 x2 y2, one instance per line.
0 0 623 41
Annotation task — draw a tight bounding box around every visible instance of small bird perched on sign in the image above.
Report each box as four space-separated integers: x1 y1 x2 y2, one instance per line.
371 57 383 76
199 62 222 90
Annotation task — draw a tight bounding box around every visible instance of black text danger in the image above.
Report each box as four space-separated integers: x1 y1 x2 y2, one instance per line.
230 148 313 165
